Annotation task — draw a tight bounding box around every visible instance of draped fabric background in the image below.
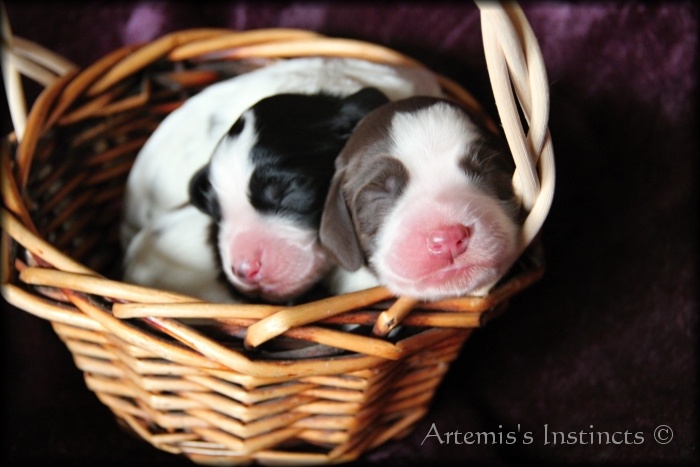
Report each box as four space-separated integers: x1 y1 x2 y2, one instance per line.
2 2 697 465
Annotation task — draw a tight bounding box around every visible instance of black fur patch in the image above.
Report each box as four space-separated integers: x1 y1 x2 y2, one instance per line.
246 89 388 228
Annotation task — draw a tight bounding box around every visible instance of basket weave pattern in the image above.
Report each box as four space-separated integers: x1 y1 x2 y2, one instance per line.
1 2 552 465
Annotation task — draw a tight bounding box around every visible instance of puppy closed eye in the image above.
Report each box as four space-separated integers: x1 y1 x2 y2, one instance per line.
459 154 484 177
460 140 516 205
261 178 289 206
251 173 318 215
363 157 408 199
353 157 408 237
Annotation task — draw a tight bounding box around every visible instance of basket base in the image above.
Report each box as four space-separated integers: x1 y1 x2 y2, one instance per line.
66 325 475 465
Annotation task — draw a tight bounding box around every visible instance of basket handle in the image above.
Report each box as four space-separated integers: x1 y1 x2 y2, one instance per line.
475 1 555 254
1 2 78 142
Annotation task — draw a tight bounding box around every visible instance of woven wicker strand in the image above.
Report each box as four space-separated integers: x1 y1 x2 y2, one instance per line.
0 2 77 142
477 1 555 250
1 1 553 464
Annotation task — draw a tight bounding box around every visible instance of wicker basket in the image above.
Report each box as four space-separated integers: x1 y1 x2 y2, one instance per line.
1 2 554 465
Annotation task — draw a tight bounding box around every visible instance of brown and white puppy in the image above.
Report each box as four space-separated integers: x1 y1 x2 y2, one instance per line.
320 96 521 300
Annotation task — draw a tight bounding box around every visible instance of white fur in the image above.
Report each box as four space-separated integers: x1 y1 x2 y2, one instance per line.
123 205 237 303
389 103 483 184
326 265 381 295
122 57 443 302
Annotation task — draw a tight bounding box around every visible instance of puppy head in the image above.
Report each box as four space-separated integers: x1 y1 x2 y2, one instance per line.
190 88 389 303
320 96 521 300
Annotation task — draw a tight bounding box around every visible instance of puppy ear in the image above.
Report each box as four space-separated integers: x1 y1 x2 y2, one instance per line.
189 165 220 218
334 87 390 138
319 167 365 271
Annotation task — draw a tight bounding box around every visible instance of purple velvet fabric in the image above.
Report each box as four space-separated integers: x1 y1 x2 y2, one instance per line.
2 1 697 466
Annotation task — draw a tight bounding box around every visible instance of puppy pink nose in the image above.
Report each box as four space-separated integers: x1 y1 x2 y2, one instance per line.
426 225 471 258
234 258 261 284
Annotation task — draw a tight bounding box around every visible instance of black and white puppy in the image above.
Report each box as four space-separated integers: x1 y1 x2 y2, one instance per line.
121 58 443 303
320 96 522 301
